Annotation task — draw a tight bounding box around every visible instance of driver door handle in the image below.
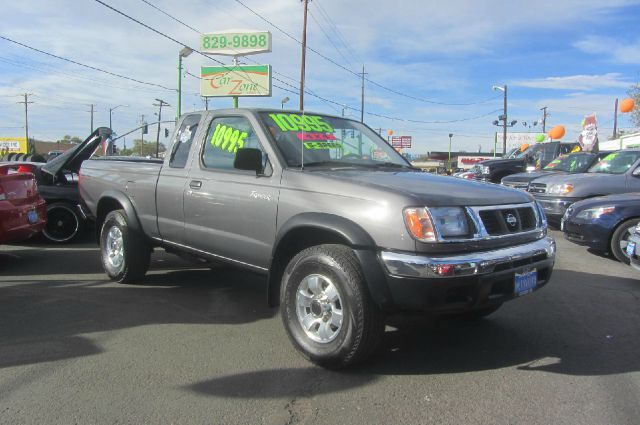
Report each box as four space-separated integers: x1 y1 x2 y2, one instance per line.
189 180 202 189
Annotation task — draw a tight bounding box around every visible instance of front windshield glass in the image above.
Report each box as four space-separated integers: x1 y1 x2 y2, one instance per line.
588 151 640 174
259 112 411 168
543 153 595 172
515 144 542 159
504 147 519 158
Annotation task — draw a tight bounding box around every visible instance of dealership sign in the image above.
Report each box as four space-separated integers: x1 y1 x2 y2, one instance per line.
200 65 271 97
201 31 272 56
496 132 545 149
391 136 412 148
0 137 27 153
457 155 495 170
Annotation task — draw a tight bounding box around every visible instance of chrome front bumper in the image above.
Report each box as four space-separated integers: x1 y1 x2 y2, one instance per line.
381 236 556 279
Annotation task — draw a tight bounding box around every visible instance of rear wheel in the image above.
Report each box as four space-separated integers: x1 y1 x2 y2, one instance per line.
610 218 640 264
280 244 384 369
43 202 84 243
100 209 150 283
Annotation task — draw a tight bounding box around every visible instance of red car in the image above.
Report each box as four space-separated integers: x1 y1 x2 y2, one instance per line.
0 164 47 244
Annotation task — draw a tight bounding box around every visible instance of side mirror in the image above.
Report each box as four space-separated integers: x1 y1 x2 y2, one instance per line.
632 167 640 177
234 148 263 174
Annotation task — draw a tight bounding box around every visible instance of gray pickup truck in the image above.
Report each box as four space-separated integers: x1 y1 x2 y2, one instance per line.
79 109 556 368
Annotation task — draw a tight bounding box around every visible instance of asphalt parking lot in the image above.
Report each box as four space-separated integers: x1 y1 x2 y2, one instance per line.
1 230 639 425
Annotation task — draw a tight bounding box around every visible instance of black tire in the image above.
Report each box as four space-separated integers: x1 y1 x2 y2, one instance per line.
280 244 384 369
42 202 84 243
100 209 150 283
610 218 640 264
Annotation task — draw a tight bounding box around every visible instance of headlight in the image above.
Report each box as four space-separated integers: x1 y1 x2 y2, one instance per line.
635 222 640 234
481 166 490 175
547 183 574 195
535 201 548 227
404 207 469 242
575 206 615 220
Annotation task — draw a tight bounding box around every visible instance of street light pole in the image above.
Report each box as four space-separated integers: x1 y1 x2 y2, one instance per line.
502 85 507 154
281 97 289 110
448 133 453 170
177 47 194 119
154 99 170 158
109 104 128 132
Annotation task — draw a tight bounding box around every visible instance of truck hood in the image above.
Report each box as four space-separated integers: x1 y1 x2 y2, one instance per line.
308 169 533 206
41 127 111 177
502 170 558 183
531 172 627 197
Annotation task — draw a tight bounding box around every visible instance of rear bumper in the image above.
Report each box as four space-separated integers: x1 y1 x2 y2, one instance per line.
378 237 555 313
0 199 46 244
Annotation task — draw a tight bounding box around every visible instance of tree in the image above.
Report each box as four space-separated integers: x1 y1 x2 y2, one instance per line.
56 135 82 144
627 84 640 128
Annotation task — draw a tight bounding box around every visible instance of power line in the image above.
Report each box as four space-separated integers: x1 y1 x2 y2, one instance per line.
314 0 361 63
308 9 354 67
233 0 501 106
0 35 175 92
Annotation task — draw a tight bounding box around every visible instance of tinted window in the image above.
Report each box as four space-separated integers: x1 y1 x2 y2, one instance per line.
589 151 640 174
170 114 201 168
201 116 265 170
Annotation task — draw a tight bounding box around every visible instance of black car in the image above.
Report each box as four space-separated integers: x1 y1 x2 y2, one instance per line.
501 152 608 190
474 142 580 183
1 129 111 243
562 193 640 264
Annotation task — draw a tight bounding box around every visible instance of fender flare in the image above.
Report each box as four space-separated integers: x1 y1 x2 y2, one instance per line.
268 213 392 310
96 189 143 234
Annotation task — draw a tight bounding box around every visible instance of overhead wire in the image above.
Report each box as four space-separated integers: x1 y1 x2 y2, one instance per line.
0 35 175 92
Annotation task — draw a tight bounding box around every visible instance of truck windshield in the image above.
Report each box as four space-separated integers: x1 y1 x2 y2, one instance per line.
514 144 541 159
588 151 640 174
543 153 595 173
259 112 411 168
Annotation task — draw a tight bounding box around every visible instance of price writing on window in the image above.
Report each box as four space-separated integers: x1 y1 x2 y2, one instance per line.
268 113 334 133
209 123 248 154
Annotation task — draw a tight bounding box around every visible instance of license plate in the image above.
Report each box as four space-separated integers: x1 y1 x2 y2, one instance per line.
515 269 537 296
626 242 636 257
27 209 38 224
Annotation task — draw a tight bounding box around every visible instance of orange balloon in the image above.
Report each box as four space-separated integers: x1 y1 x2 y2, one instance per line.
548 125 565 140
620 98 635 113
520 143 530 152
387 129 394 136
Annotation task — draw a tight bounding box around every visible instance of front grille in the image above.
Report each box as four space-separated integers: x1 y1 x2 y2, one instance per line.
528 183 547 194
503 181 529 190
477 206 538 236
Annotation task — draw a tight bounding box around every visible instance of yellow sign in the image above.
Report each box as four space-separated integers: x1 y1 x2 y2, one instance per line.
0 137 28 153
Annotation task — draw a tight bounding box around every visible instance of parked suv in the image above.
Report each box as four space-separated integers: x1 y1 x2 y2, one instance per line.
475 142 579 183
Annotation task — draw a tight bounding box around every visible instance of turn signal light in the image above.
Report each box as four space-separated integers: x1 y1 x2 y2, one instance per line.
403 208 436 242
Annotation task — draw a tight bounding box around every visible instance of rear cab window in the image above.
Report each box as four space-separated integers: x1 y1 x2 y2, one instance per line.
169 114 202 168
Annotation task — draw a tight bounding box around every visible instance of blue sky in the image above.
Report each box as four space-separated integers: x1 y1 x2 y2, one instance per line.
0 0 639 153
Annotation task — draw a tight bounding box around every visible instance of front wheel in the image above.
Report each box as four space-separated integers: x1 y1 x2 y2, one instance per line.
610 218 640 264
280 244 384 369
100 209 150 283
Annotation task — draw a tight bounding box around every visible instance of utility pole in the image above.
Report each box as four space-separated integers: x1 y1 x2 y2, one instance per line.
299 0 310 110
204 97 209 111
540 106 548 133
448 133 453 170
18 93 34 154
88 104 95 133
154 99 170 158
360 65 367 123
613 98 619 139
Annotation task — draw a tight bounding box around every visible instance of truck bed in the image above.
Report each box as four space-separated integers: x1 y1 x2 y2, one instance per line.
80 157 163 239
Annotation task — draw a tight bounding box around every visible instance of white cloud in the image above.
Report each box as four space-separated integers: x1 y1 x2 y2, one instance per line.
574 36 640 64
511 73 631 91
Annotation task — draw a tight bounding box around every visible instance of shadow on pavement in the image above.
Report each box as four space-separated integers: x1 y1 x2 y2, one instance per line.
0 266 275 369
186 269 640 398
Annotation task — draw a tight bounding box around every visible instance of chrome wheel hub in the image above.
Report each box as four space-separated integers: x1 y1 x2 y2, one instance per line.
296 274 343 343
105 226 124 269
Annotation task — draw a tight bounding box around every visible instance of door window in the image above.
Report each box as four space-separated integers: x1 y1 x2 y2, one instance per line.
169 114 201 168
201 116 266 170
